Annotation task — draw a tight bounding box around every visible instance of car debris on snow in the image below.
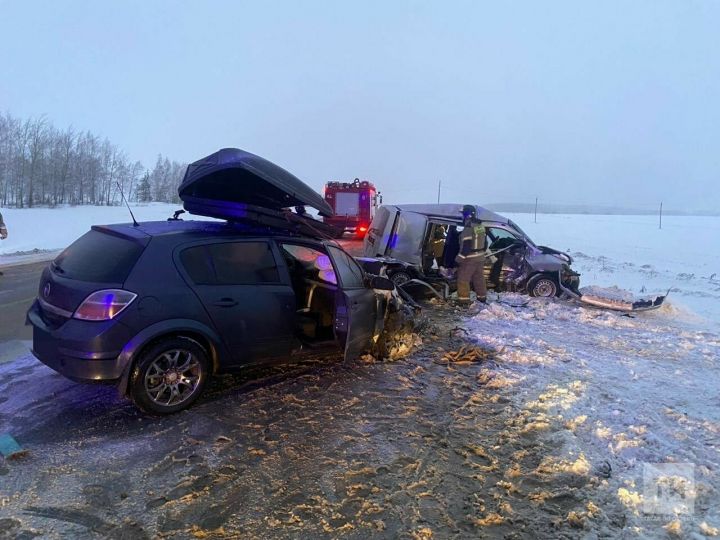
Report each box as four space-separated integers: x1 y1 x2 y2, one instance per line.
438 344 494 364
571 284 669 312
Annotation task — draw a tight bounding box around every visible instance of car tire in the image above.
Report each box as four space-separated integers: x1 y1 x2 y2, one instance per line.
527 274 559 298
129 336 210 415
389 271 412 287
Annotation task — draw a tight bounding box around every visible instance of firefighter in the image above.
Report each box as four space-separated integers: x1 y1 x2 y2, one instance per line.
456 205 487 304
431 225 446 268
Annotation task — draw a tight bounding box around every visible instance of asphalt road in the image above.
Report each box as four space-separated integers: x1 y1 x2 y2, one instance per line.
0 261 46 345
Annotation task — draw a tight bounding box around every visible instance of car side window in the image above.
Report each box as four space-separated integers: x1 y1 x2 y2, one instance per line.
180 241 280 285
180 245 215 284
281 244 337 285
327 246 365 289
487 228 518 242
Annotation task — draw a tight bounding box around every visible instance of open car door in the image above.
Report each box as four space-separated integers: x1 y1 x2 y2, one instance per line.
327 245 381 361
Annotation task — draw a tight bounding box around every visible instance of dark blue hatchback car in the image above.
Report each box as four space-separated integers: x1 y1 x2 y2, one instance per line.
27 149 393 414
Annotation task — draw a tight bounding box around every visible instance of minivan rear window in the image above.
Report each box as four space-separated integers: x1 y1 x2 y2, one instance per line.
52 230 145 283
370 206 390 235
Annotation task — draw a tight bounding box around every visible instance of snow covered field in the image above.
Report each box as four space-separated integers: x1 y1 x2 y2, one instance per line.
0 203 186 257
506 213 720 330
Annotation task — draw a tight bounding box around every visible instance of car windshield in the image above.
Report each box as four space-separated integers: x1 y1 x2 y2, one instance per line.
486 227 518 242
280 243 337 285
507 219 536 246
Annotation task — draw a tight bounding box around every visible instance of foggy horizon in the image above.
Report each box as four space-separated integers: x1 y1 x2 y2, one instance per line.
2 0 718 212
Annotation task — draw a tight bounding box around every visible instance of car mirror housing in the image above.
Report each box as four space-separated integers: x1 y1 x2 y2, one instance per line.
369 275 395 290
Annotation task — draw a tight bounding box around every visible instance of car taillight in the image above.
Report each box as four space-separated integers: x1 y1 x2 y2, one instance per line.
73 289 137 321
358 225 368 233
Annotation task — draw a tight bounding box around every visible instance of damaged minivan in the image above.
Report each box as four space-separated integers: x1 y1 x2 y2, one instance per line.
27 148 396 414
361 204 581 299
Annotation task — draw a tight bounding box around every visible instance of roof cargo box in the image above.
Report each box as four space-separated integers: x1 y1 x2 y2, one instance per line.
179 148 334 220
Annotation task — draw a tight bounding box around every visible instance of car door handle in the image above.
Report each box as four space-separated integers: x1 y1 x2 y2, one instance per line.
213 298 238 308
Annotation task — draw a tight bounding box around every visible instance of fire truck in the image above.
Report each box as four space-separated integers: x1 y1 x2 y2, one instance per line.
322 179 381 238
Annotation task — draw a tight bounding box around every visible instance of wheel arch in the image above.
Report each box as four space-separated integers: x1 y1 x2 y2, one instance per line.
117 319 227 396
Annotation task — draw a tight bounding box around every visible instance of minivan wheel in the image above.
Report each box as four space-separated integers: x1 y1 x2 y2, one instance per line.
129 337 209 414
527 274 559 298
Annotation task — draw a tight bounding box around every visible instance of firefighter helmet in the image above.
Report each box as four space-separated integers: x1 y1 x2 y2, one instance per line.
462 205 476 220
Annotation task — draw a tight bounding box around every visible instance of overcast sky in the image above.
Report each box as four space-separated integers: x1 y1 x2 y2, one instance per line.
1 0 718 211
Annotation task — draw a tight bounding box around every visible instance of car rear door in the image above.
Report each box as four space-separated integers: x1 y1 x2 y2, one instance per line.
385 210 428 266
176 240 297 365
326 245 380 361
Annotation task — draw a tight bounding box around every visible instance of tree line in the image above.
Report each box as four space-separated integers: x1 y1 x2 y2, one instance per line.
0 112 186 207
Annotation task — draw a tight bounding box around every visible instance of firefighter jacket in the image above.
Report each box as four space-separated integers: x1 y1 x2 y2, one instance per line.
458 222 486 259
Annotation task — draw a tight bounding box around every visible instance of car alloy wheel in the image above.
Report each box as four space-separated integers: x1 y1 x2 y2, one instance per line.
130 336 210 414
144 349 202 407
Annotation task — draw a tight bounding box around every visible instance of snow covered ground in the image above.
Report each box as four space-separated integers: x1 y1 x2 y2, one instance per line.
448 215 720 537
456 293 720 538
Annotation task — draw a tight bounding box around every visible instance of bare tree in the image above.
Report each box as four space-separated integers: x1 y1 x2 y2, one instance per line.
0 111 186 208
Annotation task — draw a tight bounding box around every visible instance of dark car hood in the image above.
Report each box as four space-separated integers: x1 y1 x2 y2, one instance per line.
179 148 334 218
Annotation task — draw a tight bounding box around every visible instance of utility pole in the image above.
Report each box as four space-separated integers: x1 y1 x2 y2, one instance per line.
534 197 538 223
659 201 663 230
437 180 441 204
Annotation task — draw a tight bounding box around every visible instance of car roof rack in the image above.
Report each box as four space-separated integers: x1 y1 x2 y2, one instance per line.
182 199 339 240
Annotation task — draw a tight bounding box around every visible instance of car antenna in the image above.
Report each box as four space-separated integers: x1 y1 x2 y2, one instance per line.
116 181 139 227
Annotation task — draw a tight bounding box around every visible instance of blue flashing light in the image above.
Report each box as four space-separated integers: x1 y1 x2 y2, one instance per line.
389 233 399 249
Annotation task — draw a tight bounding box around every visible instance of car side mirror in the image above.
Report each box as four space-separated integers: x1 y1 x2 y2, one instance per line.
369 275 395 290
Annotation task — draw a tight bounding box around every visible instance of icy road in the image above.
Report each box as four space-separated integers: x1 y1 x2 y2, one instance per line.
0 296 718 539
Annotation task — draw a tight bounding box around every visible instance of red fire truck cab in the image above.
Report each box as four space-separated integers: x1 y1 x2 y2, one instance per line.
323 179 381 238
